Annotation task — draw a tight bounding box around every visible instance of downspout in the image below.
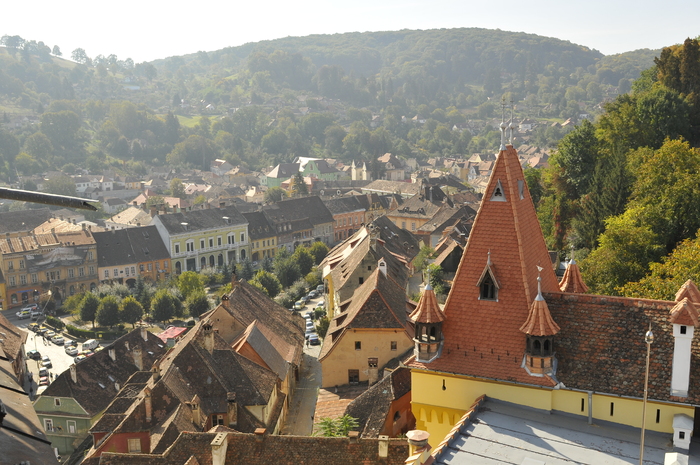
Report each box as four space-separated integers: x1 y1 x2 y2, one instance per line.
588 391 593 425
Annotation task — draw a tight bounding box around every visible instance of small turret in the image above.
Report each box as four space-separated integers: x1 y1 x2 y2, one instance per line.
409 283 445 363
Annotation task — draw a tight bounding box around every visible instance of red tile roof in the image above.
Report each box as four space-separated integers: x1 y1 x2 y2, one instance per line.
519 280 560 337
410 145 559 387
558 259 588 293
669 298 699 327
675 279 700 304
409 285 445 324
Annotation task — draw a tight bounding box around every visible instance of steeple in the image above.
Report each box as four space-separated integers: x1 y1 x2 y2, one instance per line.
520 270 560 377
409 283 445 363
559 256 588 293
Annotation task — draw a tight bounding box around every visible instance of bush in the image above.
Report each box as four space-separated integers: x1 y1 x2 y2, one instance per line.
45 315 64 330
274 291 295 309
66 325 95 339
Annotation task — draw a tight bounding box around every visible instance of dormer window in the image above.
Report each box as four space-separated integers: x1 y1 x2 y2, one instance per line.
518 180 525 200
480 274 497 300
490 180 506 202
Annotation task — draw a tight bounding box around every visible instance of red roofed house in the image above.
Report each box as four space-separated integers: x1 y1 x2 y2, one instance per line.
408 138 700 454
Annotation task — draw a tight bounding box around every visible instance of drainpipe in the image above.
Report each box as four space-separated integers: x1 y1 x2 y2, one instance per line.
588 391 593 425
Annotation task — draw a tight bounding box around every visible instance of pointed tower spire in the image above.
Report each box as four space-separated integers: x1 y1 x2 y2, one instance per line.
508 100 517 145
499 99 508 151
520 267 560 376
559 252 588 293
409 282 445 363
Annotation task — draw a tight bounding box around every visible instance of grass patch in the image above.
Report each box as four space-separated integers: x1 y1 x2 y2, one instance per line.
175 115 201 128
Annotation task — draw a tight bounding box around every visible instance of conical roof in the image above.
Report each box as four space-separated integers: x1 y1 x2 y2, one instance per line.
520 278 560 336
559 259 588 293
411 144 559 386
409 284 445 324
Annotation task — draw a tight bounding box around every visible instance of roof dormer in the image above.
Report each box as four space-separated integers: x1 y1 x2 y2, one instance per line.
477 252 499 301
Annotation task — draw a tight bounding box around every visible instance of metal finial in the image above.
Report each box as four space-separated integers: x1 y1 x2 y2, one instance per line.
487 250 492 266
536 265 544 301
508 100 516 145
569 244 576 265
499 98 507 151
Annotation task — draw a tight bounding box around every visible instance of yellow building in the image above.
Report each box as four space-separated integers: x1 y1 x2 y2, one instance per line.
243 211 278 262
407 142 699 449
319 262 414 388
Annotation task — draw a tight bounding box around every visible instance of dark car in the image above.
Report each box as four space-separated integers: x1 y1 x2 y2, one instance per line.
27 349 41 360
308 334 320 345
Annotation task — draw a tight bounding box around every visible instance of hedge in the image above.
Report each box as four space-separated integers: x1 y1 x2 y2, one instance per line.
45 316 64 330
65 325 127 341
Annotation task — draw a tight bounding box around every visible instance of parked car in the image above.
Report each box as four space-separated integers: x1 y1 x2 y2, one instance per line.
82 339 99 350
305 326 316 336
307 290 318 299
15 310 30 319
27 349 41 360
28 323 39 332
35 327 48 335
39 367 49 377
63 339 75 347
30 310 42 320
300 295 310 303
316 284 324 293
308 334 320 345
65 345 78 356
45 330 56 338
294 301 304 310
24 303 39 311
39 376 49 386
41 356 52 368
75 354 87 362
51 335 64 345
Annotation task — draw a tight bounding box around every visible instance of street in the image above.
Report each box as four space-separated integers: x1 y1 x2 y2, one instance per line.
2 308 82 398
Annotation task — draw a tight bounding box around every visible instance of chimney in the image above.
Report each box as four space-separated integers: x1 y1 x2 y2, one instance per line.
231 270 238 288
219 201 226 208
406 430 431 462
254 428 266 442
82 223 86 230
378 258 387 277
150 207 157 217
108 348 116 361
69 364 77 383
132 346 143 370
190 395 201 426
202 323 215 354
140 326 148 341
151 359 161 382
378 435 389 458
348 431 359 444
144 387 152 423
227 392 237 428
211 432 229 465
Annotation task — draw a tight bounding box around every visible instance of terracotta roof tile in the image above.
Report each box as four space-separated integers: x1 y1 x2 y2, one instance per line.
519 282 560 336
675 279 700 304
669 298 699 327
559 259 588 293
409 285 445 324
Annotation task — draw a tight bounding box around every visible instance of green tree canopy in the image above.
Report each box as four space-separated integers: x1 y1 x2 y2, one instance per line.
120 296 144 328
177 271 205 300
264 186 286 203
44 175 76 196
292 246 314 276
185 290 210 319
80 293 99 328
96 295 120 327
308 241 330 265
151 289 177 323
250 270 282 298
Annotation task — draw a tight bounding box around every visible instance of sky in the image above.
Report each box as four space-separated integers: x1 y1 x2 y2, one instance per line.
2 0 699 63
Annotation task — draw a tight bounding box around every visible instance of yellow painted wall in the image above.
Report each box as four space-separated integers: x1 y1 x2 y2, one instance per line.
411 369 695 447
321 328 413 388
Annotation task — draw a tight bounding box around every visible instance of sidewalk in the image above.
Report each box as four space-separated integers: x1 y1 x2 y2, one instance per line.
281 344 322 436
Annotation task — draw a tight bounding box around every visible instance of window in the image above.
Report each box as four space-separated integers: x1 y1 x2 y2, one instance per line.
11 294 17 304
127 438 141 453
401 222 406 229
44 418 53 432
113 268 118 277
355 341 361 350
656 409 660 424
480 274 497 300
31 273 37 284
20 275 26 285
56 271 60 280
88 251 94 261
411 222 416 231
218 236 222 246
348 370 359 384
68 268 74 278
148 263 152 271
490 179 507 202
54 398 61 406
131 266 135 275
368 357 378 367
186 241 194 252
208 238 213 248
216 414 224 426
359 277 364 285
7 261 13 271
67 420 76 434
681 325 687 335
610 402 614 416
680 431 686 440
391 341 397 351
228 234 235 244
240 233 245 242
175 244 180 254
8 276 15 286
79 267 85 277
200 239 205 249
125 267 130 277
19 260 24 269
104 270 109 278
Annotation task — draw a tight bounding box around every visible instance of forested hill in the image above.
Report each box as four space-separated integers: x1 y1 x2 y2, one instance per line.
162 28 604 83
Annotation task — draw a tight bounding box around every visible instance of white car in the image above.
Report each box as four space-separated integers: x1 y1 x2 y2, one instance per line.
15 310 30 319
65 345 78 356
51 335 64 345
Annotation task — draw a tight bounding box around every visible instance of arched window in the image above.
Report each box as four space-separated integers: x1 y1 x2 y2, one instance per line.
218 254 224 266
200 257 207 269
175 261 182 274
533 339 541 355
70 285 75 295
209 255 215 267
240 249 246 260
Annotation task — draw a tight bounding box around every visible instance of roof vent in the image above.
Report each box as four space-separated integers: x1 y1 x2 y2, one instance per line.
181 222 189 231
98 383 106 389
223 216 230 224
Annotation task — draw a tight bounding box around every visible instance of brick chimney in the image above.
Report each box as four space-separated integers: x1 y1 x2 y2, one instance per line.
348 431 359 444
151 359 161 382
211 432 229 465
254 428 266 442
132 346 143 370
227 392 237 428
378 435 389 458
202 323 215 355
69 364 77 383
144 387 152 423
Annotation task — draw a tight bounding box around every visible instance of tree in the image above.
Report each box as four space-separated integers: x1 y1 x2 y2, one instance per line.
309 242 329 265
291 172 308 197
316 316 330 338
315 414 359 437
80 293 99 327
151 289 176 323
96 295 120 327
71 48 91 64
63 293 85 315
427 263 446 295
119 296 144 328
170 178 186 199
274 259 300 288
264 186 286 203
236 259 255 281
177 271 205 300
186 290 210 318
555 120 599 199
250 270 282 298
413 245 436 272
292 247 314 276
52 45 61 56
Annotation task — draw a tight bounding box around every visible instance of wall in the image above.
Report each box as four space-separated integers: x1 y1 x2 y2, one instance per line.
321 328 413 388
411 369 695 447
